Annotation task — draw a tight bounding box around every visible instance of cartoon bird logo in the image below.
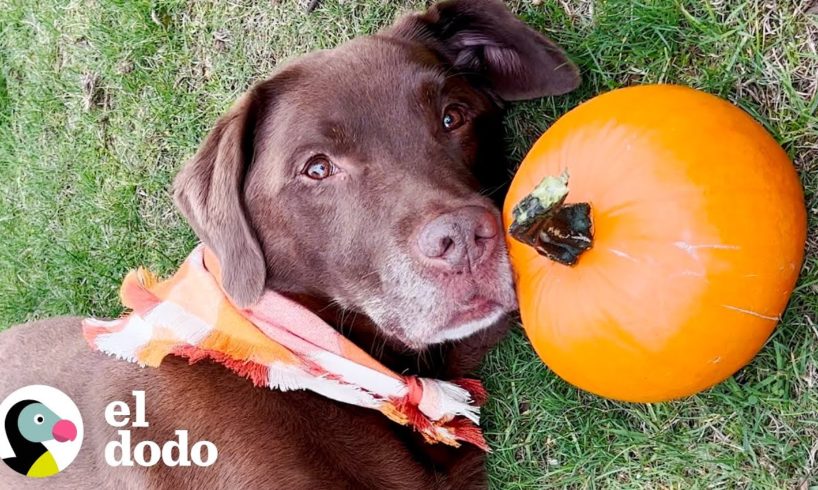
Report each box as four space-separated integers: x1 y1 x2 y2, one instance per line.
2 399 77 478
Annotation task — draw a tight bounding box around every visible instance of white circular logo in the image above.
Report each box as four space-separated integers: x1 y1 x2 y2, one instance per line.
0 385 84 478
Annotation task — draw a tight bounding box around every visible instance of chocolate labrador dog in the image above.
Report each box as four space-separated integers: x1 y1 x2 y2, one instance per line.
0 0 579 487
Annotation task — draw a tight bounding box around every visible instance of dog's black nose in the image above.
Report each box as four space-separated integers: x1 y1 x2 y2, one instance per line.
415 206 498 272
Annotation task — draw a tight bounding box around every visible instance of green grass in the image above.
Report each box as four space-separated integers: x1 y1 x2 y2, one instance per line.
1 0 816 487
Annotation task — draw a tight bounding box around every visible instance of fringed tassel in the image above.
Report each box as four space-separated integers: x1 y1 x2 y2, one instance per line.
393 393 436 436
387 392 465 449
379 402 409 425
378 376 488 450
171 345 270 387
445 417 490 452
417 379 480 424
452 378 488 405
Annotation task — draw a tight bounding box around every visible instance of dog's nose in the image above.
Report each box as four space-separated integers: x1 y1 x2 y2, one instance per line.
415 206 499 272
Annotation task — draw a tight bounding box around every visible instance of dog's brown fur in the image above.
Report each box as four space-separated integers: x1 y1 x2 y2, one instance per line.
0 1 579 488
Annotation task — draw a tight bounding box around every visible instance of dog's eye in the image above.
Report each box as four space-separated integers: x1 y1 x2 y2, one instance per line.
442 105 466 131
34 414 44 425
303 156 335 180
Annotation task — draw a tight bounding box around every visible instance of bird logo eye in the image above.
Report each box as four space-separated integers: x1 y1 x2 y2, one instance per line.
33 414 45 425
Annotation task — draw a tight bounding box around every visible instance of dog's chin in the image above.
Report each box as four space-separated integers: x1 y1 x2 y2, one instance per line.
379 298 514 351
360 248 518 350
428 305 508 345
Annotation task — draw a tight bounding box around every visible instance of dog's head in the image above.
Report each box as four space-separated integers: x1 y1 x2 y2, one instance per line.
174 0 579 350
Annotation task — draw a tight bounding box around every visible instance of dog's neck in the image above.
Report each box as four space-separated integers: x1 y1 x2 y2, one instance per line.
281 293 464 378
282 293 507 380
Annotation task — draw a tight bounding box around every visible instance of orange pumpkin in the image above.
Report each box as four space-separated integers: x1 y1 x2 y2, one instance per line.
503 85 806 402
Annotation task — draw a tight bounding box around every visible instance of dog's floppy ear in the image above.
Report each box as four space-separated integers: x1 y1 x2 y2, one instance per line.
388 0 580 100
173 89 267 308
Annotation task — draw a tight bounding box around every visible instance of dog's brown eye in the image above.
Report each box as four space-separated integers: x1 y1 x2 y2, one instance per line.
303 156 335 180
442 105 466 131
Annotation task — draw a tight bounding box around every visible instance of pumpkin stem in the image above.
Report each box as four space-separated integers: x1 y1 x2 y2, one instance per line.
508 171 593 266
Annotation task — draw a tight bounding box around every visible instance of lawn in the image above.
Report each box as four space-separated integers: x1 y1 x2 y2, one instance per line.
0 0 816 487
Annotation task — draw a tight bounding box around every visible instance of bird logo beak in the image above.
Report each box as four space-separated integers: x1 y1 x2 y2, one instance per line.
52 419 77 442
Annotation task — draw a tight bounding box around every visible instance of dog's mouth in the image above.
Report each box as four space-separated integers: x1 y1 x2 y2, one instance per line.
369 288 514 349
358 239 517 349
445 298 504 329
421 298 508 345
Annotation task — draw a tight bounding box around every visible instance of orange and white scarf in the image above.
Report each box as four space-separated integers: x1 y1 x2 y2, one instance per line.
82 245 487 450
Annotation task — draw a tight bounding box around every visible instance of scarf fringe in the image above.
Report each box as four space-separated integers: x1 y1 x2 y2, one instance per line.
427 380 480 424
445 416 490 452
452 378 488 405
386 384 488 449
172 345 270 387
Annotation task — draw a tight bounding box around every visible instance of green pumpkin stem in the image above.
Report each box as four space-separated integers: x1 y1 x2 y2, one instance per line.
508 171 593 266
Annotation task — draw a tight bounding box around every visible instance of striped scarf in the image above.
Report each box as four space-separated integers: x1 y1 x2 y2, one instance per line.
82 245 487 450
